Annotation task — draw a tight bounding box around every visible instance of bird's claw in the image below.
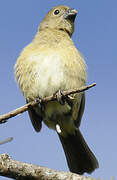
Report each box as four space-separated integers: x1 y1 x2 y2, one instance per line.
56 90 65 105
34 97 45 112
55 90 74 106
34 97 42 105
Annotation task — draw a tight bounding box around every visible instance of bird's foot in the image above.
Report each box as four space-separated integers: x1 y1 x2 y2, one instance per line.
34 97 45 112
55 90 65 105
55 90 74 106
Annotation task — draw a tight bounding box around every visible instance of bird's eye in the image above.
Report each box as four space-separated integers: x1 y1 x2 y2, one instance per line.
54 9 60 15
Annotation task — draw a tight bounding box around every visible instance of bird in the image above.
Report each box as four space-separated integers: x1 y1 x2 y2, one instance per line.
14 5 99 174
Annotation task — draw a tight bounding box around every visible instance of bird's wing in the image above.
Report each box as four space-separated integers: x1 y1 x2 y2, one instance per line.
26 100 42 132
74 93 85 128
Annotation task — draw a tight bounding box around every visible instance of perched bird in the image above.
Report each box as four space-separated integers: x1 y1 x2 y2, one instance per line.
15 5 99 174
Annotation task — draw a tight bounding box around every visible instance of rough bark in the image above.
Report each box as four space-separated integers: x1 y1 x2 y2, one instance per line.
0 154 100 180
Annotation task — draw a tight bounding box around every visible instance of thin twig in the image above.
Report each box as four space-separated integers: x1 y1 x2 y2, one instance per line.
0 83 96 124
0 137 13 145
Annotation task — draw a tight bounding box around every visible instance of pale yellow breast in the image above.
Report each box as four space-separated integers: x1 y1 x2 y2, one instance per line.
15 40 86 100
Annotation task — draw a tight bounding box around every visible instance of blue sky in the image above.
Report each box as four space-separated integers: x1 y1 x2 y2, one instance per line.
0 0 116 179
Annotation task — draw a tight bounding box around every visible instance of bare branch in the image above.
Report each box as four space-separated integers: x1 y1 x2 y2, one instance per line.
0 153 100 180
0 83 96 124
0 137 13 145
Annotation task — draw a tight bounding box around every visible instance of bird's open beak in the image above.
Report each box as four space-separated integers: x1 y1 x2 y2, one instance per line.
64 8 78 21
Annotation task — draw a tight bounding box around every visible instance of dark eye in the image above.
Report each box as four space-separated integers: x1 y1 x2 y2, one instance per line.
54 9 60 15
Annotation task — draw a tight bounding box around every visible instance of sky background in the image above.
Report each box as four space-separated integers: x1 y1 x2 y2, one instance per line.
0 0 116 179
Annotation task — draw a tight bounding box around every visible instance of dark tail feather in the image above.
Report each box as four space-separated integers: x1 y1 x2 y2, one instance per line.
58 129 99 174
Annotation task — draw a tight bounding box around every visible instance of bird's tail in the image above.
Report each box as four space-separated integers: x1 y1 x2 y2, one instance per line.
58 129 99 174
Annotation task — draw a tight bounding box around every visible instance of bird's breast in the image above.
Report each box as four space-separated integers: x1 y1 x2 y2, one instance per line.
15 45 86 100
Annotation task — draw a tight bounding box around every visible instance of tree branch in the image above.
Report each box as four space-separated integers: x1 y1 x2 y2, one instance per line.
0 153 100 180
0 137 13 145
0 83 96 124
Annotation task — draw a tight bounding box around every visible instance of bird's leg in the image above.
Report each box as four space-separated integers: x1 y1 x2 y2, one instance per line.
55 90 74 107
34 97 45 113
64 94 74 107
55 90 65 105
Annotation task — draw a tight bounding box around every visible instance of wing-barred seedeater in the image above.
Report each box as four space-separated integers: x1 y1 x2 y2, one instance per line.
15 5 99 174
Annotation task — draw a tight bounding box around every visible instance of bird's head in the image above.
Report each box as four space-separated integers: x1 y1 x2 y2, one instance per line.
39 5 78 36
